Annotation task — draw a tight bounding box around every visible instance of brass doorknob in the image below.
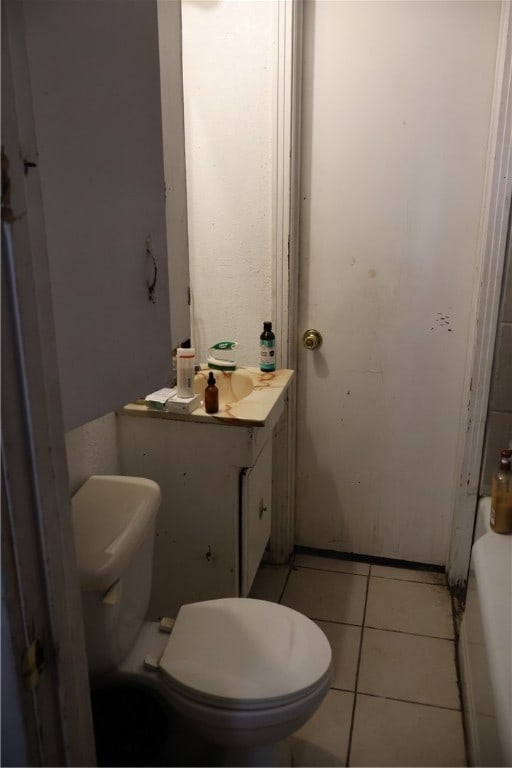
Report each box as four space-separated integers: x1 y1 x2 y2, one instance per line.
302 329 323 350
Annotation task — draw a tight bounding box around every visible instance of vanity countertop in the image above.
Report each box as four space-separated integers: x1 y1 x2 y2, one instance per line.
118 368 294 428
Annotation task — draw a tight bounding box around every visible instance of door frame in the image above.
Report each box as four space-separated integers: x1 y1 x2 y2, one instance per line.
269 0 302 562
447 1 512 587
273 0 512 582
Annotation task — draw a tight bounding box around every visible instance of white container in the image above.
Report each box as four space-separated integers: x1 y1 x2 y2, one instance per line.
176 347 195 398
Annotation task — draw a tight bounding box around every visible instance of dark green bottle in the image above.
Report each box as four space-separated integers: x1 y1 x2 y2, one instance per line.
260 321 276 372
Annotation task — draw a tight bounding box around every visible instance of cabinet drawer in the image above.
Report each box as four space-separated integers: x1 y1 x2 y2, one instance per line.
241 439 272 595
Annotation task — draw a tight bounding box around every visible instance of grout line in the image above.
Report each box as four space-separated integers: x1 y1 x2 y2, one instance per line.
372 574 448 589
293 565 370 577
294 563 446 585
311 618 365 629
329 684 358 694
278 563 293 603
291 565 368 579
345 568 370 766
293 561 370 572
300 616 453 641
451 593 471 766
354 690 462 713
369 574 447 586
363 623 455 642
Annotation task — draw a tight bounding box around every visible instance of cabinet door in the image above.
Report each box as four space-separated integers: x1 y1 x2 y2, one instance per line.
22 1 174 430
241 440 273 595
118 415 240 618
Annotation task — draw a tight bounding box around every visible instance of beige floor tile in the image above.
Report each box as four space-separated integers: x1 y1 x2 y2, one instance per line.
294 553 370 576
349 694 466 766
365 577 454 638
281 568 367 625
290 689 354 767
371 564 446 585
248 563 289 602
358 628 460 709
316 621 362 691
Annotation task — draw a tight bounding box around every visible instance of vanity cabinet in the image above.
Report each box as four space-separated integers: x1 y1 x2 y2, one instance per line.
117 414 274 618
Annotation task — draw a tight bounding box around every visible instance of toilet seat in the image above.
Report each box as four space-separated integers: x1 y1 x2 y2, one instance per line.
158 598 332 711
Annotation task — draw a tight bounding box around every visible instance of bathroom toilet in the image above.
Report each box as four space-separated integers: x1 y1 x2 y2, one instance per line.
72 475 332 766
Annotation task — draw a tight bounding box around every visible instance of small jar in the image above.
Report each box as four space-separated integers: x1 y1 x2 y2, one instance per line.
205 371 219 414
490 449 512 534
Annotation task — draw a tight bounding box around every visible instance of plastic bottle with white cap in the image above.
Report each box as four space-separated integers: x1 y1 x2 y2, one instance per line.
176 347 196 398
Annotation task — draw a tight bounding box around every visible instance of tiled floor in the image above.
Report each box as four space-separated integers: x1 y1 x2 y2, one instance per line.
249 554 467 767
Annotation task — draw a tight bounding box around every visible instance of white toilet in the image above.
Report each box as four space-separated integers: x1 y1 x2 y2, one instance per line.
72 475 332 766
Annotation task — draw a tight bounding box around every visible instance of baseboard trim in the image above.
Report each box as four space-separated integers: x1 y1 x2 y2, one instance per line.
293 544 445 574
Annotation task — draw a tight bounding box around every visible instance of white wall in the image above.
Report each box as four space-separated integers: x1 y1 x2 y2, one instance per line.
181 0 276 366
65 413 119 494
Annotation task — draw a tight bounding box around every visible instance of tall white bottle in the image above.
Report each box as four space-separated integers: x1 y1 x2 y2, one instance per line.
176 347 195 398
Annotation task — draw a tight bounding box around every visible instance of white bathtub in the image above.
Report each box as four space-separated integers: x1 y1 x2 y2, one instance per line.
458 497 512 766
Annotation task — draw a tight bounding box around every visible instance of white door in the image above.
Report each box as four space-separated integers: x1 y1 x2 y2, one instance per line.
295 0 501 565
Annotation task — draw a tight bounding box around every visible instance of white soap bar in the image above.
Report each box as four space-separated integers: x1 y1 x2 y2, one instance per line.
164 393 201 414
145 387 176 409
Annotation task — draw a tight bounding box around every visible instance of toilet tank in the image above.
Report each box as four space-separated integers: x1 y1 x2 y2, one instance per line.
72 475 161 675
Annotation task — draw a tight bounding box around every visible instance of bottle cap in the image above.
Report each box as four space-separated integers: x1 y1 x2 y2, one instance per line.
208 371 216 385
263 321 272 331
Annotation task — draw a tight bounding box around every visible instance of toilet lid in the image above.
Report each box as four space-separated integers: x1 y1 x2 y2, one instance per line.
158 598 332 710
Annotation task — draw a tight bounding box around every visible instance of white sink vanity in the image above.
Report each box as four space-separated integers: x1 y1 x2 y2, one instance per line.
117 368 293 619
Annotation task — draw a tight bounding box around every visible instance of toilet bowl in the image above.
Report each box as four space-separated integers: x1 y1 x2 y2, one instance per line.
72 475 332 766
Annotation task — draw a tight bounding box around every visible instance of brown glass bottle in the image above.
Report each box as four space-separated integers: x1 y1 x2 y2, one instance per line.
490 449 512 534
205 371 219 414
